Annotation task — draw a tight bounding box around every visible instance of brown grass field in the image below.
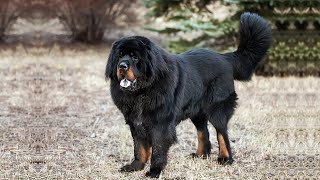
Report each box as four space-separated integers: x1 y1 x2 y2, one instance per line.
0 45 319 179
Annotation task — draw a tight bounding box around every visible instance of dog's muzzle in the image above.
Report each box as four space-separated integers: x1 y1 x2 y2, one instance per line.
119 61 129 77
119 61 128 71
117 60 137 89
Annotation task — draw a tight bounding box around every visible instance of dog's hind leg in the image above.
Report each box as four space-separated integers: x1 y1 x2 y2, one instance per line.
214 127 233 164
208 92 237 165
190 114 211 158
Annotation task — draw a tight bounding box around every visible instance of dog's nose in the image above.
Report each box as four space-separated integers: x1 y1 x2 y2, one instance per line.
119 62 129 71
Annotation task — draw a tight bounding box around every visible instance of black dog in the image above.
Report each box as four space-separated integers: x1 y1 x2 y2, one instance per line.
105 12 272 178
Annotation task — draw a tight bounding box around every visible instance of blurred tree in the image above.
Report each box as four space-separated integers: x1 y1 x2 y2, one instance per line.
0 0 139 43
52 0 138 43
144 0 237 53
0 0 30 41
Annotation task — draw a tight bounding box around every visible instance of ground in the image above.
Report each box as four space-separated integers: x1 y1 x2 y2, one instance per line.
0 45 319 179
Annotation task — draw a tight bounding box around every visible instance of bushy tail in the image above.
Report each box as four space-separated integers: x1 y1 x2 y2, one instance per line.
225 12 272 81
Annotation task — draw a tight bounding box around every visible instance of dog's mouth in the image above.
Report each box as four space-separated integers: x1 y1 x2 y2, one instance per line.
120 78 137 88
117 66 137 89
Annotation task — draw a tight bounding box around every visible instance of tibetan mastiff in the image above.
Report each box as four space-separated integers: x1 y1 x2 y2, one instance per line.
105 12 272 178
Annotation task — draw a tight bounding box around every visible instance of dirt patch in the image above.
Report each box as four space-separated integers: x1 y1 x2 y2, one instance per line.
0 45 319 179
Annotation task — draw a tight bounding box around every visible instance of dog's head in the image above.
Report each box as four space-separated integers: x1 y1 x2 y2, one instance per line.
105 36 168 91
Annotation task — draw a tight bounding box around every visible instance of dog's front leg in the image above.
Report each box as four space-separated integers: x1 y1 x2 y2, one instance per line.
146 119 176 178
120 122 151 172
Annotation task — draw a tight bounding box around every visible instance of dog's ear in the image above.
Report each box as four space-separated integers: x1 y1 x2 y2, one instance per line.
105 41 119 79
134 36 151 47
145 52 155 78
145 44 169 79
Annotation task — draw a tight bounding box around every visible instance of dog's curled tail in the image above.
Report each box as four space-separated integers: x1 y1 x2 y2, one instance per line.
225 12 272 81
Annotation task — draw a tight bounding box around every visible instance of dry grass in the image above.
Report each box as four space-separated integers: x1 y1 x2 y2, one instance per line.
0 45 319 179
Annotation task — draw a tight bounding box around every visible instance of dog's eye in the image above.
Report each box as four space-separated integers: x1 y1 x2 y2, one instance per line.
130 53 138 62
119 52 123 57
132 56 138 62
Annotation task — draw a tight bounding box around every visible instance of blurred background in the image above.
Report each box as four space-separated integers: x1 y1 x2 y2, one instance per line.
1 0 320 75
0 0 319 179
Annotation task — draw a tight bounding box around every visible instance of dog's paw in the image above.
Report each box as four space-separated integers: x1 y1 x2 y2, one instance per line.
119 161 145 172
217 156 234 165
145 167 162 178
190 153 210 159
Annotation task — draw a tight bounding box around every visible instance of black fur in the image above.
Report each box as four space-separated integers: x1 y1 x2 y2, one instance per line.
105 13 272 178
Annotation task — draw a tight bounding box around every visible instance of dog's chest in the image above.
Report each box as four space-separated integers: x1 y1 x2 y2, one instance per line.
120 95 150 122
116 91 165 127
126 105 152 133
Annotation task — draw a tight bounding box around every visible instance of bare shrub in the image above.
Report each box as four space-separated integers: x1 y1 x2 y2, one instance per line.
52 0 138 43
0 0 29 41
